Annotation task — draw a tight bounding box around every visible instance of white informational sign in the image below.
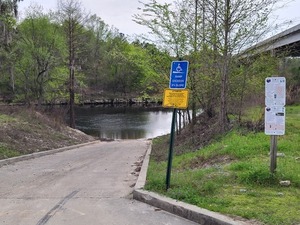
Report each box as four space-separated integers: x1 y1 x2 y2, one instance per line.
265 106 285 135
265 77 286 136
265 77 286 106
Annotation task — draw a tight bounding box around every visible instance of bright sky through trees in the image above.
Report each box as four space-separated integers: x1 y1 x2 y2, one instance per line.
19 0 300 37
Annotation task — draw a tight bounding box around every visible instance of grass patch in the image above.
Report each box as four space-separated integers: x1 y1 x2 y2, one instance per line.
146 105 300 225
0 114 18 123
241 106 265 122
0 143 21 159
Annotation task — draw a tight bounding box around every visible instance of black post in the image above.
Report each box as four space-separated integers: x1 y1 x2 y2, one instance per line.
166 108 177 190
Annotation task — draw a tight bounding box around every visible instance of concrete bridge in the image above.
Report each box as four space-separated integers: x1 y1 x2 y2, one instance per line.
241 23 300 57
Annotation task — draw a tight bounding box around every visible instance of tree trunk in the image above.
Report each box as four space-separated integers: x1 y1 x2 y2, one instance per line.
220 0 230 133
69 60 75 128
69 17 76 129
9 64 15 94
191 0 199 125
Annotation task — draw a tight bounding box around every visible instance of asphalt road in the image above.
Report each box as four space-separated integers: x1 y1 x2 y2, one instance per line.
0 140 198 225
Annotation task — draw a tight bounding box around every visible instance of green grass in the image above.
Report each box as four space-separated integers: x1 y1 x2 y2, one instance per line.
0 143 21 159
242 106 265 122
146 105 300 225
0 114 17 123
0 113 20 159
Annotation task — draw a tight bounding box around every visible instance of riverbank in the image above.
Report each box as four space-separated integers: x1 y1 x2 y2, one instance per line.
1 96 163 107
146 105 300 225
0 106 95 160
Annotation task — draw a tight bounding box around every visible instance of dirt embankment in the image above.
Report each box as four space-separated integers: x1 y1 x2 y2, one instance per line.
0 106 95 159
151 113 221 162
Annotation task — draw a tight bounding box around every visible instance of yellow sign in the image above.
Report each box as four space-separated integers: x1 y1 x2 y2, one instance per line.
163 89 189 109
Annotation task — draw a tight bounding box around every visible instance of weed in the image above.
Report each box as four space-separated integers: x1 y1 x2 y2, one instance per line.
229 162 252 171
238 168 279 186
0 114 17 123
0 143 20 159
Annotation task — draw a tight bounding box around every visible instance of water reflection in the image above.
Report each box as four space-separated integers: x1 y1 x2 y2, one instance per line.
74 106 173 139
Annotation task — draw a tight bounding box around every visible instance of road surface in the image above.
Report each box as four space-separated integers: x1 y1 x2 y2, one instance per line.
0 140 198 225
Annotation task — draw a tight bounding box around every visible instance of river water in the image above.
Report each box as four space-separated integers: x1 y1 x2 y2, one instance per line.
74 106 174 139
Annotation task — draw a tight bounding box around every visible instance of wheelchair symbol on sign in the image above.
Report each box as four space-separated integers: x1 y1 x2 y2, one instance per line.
176 64 183 72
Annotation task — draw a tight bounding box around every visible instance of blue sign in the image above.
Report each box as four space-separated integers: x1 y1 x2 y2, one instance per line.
169 61 189 89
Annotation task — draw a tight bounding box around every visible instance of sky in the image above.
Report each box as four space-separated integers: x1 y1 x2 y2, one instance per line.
18 0 300 38
18 0 173 37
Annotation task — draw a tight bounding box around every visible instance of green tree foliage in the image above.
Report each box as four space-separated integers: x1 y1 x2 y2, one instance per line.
134 0 189 58
102 35 166 97
284 58 300 104
134 0 199 123
135 0 285 132
1 0 295 138
230 55 278 122
81 14 110 91
137 42 172 95
15 8 67 105
0 0 23 99
0 1 170 108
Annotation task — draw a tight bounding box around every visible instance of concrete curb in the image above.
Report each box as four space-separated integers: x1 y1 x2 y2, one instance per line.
134 140 152 190
133 141 250 225
0 141 100 167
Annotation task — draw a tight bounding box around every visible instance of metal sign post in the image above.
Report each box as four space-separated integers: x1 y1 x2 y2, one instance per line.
265 77 286 174
164 60 189 190
166 108 177 190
